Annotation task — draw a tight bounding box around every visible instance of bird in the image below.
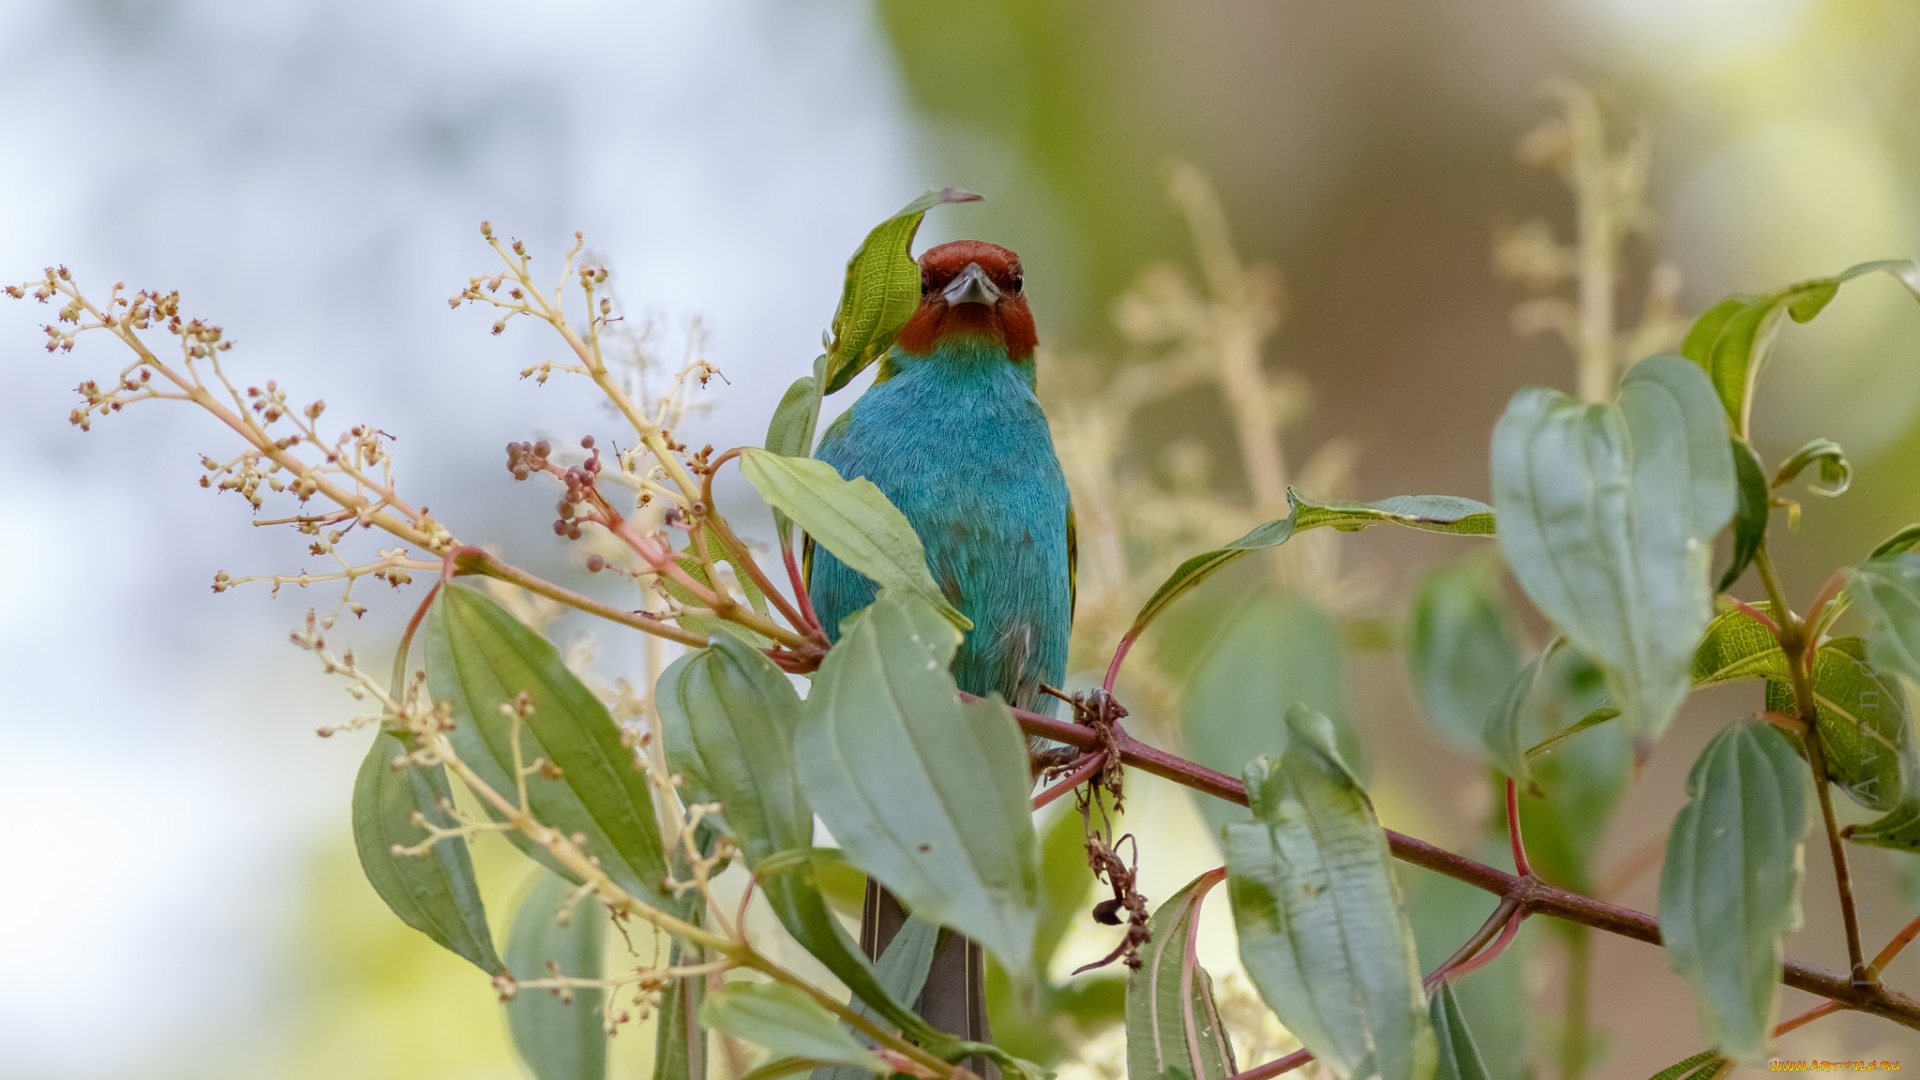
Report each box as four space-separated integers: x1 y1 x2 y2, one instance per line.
806 239 1075 1057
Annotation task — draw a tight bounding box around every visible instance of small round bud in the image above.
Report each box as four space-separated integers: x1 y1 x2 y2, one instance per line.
579 435 595 449
586 554 605 573
480 220 493 237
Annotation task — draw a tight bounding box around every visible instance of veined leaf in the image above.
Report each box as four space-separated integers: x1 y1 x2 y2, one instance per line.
657 636 931 1039
1226 705 1436 1080
1183 591 1357 836
1291 492 1495 534
352 731 503 974
1682 258 1920 436
794 591 1040 974
700 982 884 1073
740 448 970 631
823 188 982 394
1720 439 1770 593
1491 354 1737 741
1659 720 1806 1062
427 584 672 910
1128 488 1494 641
1126 870 1237 1080
1407 558 1524 754
1648 1050 1730 1080
1849 553 1920 688
1771 437 1851 497
1693 604 1786 688
1428 980 1494 1080
1764 638 1916 813
505 870 608 1080
654 933 707 1080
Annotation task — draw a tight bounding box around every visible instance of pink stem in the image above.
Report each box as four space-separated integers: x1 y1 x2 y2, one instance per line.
784 543 821 632
1103 630 1139 694
1507 778 1533 879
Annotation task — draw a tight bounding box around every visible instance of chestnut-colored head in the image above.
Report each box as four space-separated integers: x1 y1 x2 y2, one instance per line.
895 240 1038 362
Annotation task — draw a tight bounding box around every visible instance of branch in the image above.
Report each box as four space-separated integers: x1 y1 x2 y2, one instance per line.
1001 702 1920 1030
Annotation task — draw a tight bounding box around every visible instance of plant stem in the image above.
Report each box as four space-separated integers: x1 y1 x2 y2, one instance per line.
1559 926 1592 1080
1755 545 1870 983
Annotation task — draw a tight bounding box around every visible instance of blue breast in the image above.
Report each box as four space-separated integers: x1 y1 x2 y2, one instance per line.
808 337 1072 713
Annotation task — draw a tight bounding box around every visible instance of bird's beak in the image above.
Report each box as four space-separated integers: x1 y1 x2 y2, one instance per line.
941 262 1002 307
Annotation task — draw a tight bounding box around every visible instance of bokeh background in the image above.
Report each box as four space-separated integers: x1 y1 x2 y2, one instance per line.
6 0 1920 1076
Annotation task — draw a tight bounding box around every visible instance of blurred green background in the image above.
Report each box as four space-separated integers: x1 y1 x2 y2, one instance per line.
6 0 1920 1076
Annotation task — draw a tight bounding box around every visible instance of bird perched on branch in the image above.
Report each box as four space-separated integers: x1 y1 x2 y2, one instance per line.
807 240 1074 1055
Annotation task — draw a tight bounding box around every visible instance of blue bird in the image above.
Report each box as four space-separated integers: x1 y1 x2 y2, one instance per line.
807 239 1075 1052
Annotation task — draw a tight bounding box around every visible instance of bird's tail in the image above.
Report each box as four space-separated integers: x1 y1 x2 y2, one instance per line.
861 879 996 1079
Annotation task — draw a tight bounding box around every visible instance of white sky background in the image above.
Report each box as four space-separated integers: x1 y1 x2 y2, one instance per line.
0 2 920 1075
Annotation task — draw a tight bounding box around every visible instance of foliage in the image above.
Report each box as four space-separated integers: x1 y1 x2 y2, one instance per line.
20 89 1920 1080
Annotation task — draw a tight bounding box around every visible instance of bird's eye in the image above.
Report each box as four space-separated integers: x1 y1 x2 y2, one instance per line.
1011 272 1023 293
920 274 932 297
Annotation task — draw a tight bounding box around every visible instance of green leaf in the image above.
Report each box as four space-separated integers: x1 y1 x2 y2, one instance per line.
1428 981 1493 1080
794 591 1040 974
1658 720 1806 1062
1290 491 1496 535
351 731 504 974
1523 706 1619 760
810 919 940 1080
505 870 608 1080
1719 439 1770 593
700 982 885 1073
1647 1050 1730 1080
767 358 828 460
654 933 707 1080
823 188 983 394
1126 871 1238 1080
1842 799 1920 852
1771 437 1851 497
765 354 830 548
1850 553 1920 688
668 533 772 647
656 636 932 1040
1764 638 1916 813
1682 258 1920 436
1182 591 1357 836
1128 487 1493 642
1225 705 1436 1080
1869 524 1920 561
739 448 970 631
427 584 672 910
1492 354 1737 740
1406 558 1524 753
1481 642 1560 784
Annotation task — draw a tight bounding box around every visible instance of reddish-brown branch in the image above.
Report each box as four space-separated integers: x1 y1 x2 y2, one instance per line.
996 699 1920 1030
1032 751 1109 811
